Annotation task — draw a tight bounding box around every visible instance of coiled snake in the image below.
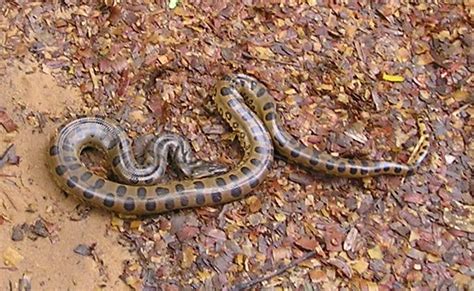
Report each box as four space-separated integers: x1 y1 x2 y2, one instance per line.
48 74 429 215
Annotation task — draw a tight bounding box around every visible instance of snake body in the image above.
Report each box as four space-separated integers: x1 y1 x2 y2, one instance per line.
48 74 429 215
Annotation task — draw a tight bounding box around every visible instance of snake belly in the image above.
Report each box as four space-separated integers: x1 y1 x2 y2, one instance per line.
48 74 429 215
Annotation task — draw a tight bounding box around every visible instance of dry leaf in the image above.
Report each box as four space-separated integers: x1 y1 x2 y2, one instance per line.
181 246 196 269
3 247 24 267
382 73 405 82
367 245 383 260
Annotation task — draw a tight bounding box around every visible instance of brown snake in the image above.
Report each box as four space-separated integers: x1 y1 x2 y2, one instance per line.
48 74 430 215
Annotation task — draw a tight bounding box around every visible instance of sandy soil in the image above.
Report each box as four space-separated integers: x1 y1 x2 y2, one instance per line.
0 60 130 290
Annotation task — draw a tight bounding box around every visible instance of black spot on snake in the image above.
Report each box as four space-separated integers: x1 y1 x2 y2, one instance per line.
290 150 300 158
394 166 402 174
103 194 115 208
165 198 175 210
241 112 252 121
254 146 265 154
337 163 346 173
250 159 260 166
124 198 135 211
254 134 267 142
240 166 251 175
63 156 77 162
220 87 231 96
93 179 105 189
215 177 226 187
196 194 205 205
66 176 78 188
49 146 59 156
83 189 94 199
350 167 358 175
229 174 239 181
256 87 266 97
62 143 74 152
156 187 170 195
137 187 147 199
231 187 242 197
116 185 127 197
112 156 120 167
265 112 276 121
80 171 92 182
145 199 156 211
249 81 256 89
309 151 319 166
263 102 274 110
326 161 335 171
193 181 205 190
180 196 189 207
144 177 154 185
383 166 390 172
274 132 287 147
55 165 67 176
250 178 259 188
211 192 222 203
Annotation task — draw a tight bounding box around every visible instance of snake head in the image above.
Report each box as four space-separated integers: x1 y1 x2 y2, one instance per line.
178 160 229 179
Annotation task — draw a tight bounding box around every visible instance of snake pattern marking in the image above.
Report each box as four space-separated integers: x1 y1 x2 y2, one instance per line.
48 74 430 215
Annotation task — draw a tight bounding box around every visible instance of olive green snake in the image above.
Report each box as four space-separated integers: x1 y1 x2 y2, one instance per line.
48 74 430 214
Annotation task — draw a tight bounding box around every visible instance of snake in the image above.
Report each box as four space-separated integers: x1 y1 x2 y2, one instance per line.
48 74 430 215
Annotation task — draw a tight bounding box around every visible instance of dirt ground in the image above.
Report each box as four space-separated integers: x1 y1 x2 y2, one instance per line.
0 60 130 290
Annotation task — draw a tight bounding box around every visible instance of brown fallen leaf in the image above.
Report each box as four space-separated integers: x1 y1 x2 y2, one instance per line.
0 108 18 132
176 226 199 242
295 237 319 251
308 269 327 283
328 257 353 278
3 247 24 267
181 246 196 269
272 247 291 262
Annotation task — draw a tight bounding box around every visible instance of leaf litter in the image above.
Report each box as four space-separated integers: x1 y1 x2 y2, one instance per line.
0 1 472 290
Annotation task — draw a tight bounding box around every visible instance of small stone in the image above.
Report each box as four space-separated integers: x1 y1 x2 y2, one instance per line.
406 247 426 260
73 244 93 256
11 225 24 241
32 219 49 238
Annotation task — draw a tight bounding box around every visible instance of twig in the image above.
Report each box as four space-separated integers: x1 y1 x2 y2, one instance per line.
231 250 319 291
1 190 18 211
0 174 16 177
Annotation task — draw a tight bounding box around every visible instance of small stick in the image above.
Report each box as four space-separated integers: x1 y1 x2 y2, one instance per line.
231 250 319 291
1 190 18 211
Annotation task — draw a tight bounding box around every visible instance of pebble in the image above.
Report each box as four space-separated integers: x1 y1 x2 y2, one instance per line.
11 225 25 241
